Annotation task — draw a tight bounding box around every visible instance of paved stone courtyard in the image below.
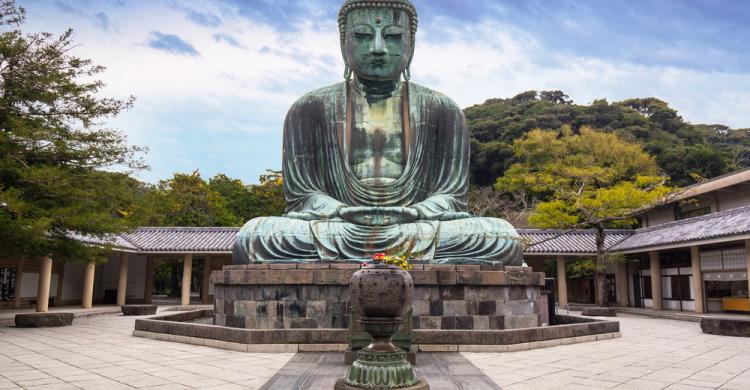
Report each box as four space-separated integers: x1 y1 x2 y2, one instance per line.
465 315 750 390
1 312 749 389
0 314 294 389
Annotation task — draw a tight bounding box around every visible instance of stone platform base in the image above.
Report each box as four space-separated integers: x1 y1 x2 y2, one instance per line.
133 310 620 354
15 313 74 328
122 305 158 316
582 307 618 317
212 264 547 330
334 378 430 390
701 317 750 337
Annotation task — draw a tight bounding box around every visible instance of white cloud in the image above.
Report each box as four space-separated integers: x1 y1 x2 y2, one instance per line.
19 1 750 183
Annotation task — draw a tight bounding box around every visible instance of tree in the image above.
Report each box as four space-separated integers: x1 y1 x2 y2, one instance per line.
464 90 746 187
150 171 236 227
0 1 145 262
207 170 286 223
249 169 285 219
468 186 531 227
496 127 672 306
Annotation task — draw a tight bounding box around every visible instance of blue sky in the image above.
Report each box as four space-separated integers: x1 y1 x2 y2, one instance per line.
19 0 750 184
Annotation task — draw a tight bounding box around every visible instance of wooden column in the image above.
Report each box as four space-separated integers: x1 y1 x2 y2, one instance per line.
616 261 629 307
556 256 568 307
690 246 704 314
116 252 129 306
746 240 750 308
649 251 663 310
144 256 154 304
201 256 212 304
181 254 193 306
13 259 24 309
36 257 53 313
81 262 95 309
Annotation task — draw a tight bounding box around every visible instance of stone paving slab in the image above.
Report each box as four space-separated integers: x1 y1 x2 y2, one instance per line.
260 352 500 390
3 309 750 389
0 314 293 389
464 313 750 390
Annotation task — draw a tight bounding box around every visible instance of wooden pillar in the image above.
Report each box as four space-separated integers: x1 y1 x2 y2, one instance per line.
746 240 750 308
690 246 704 314
201 256 212 304
36 257 53 313
616 261 629 307
556 256 568 307
116 252 129 306
81 262 95 309
13 259 24 309
649 251 663 310
181 254 193 306
144 256 154 304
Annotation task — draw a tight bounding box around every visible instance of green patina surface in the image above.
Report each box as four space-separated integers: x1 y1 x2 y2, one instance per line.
232 0 524 267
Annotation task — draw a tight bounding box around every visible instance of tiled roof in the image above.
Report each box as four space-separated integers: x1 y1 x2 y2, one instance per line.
121 227 240 252
519 229 633 254
611 205 750 252
73 207 750 254
70 232 138 251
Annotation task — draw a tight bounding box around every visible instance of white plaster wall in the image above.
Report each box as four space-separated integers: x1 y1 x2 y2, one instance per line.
718 190 750 211
646 207 675 227
20 273 59 298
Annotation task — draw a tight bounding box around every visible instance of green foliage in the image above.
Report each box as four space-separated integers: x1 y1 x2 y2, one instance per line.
128 170 287 228
497 127 672 306
209 170 286 223
499 127 671 230
465 90 745 186
148 171 237 227
0 1 145 262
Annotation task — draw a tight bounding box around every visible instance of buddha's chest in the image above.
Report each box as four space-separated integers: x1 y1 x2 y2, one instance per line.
348 94 405 184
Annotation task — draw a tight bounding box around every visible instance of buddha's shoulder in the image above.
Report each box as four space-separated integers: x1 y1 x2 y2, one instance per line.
291 83 346 106
408 83 462 111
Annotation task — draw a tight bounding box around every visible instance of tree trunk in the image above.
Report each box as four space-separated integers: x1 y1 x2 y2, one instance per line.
595 224 608 307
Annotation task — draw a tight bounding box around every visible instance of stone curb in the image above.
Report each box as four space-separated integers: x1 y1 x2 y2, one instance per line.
132 328 622 353
1 307 122 327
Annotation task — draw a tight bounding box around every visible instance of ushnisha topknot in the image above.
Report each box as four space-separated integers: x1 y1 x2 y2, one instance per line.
338 0 418 47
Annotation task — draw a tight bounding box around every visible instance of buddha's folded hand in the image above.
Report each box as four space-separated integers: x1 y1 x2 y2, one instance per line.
437 211 472 221
338 206 419 226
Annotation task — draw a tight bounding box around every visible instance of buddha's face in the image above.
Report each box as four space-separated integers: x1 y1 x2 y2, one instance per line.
344 8 412 81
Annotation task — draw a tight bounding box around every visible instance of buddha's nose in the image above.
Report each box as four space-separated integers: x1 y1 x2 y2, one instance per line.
371 33 386 55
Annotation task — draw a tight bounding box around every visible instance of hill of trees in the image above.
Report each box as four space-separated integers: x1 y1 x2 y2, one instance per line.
465 91 750 187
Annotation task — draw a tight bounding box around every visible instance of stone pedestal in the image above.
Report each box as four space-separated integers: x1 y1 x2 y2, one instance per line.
212 264 547 343
16 313 74 327
122 304 158 316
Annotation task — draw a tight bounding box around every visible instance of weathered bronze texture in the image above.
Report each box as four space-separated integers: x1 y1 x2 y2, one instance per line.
351 263 413 319
233 0 523 266
337 264 428 389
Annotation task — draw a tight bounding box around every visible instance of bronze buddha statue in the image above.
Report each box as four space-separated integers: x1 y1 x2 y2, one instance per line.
233 0 523 265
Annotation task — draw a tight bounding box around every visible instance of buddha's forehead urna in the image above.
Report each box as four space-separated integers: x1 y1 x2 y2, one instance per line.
339 0 418 46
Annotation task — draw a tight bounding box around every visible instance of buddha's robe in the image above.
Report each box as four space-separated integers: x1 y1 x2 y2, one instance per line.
233 81 523 265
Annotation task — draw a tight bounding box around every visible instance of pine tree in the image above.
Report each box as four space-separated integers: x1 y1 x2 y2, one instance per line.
0 1 146 262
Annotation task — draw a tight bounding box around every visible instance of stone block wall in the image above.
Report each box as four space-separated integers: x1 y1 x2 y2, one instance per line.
212 264 546 331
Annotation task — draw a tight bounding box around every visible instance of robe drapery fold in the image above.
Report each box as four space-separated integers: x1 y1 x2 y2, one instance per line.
233 82 523 264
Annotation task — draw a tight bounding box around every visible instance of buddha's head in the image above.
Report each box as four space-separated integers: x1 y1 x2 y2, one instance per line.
339 0 418 82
